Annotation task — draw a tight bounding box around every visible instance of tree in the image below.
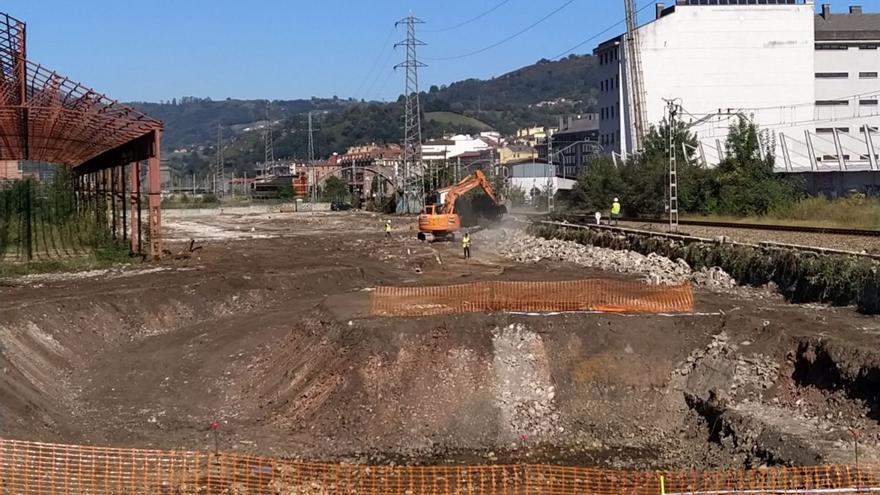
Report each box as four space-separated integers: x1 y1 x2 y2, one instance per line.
714 117 801 215
507 185 527 207
277 182 295 200
322 176 350 203
570 156 623 213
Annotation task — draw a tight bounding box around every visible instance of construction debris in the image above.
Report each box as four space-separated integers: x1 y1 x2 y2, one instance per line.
486 229 736 288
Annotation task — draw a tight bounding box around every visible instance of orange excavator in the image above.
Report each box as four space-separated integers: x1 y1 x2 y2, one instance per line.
417 169 506 241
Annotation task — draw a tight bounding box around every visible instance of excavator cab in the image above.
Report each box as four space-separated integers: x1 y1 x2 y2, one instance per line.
418 203 461 241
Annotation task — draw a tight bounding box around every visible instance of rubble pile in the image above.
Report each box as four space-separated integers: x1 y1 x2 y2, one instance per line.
692 266 738 289
490 228 737 288
733 354 780 393
675 332 780 399
492 323 559 440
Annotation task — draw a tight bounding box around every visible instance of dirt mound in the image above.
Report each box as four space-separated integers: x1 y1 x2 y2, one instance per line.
0 212 878 469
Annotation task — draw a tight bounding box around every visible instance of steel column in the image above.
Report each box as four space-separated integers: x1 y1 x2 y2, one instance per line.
804 130 818 171
833 129 847 171
130 161 140 254
110 166 117 240
147 130 162 258
864 125 878 172
121 163 127 243
779 133 792 172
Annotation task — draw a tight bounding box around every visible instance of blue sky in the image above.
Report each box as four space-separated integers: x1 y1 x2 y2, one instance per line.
6 0 879 103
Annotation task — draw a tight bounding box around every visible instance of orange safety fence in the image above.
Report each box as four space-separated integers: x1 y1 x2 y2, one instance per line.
0 438 877 495
371 279 694 317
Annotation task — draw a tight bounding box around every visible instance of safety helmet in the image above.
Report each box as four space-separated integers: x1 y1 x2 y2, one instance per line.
613 197 619 202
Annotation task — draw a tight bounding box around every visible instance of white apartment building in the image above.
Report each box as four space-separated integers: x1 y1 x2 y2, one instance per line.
811 4 880 169
421 134 493 163
594 0 880 172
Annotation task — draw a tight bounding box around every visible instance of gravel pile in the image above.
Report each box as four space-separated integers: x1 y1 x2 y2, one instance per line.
489 228 737 289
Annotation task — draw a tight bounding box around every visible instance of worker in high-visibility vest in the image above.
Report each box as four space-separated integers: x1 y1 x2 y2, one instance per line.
384 219 392 238
462 232 471 260
611 197 621 225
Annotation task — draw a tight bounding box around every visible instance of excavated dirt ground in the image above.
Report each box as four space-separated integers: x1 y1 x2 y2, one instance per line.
0 210 879 470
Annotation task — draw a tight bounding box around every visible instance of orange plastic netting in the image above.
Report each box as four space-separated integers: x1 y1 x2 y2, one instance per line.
371 279 694 317
0 439 876 495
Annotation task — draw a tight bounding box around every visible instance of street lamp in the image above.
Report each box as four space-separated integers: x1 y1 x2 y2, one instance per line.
544 138 602 212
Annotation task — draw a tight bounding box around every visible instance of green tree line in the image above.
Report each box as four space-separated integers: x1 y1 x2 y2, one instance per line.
569 117 803 217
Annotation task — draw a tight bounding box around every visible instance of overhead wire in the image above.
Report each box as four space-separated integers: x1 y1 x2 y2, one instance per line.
354 26 397 102
425 0 515 33
424 0 576 61
548 1 654 60
364 47 398 102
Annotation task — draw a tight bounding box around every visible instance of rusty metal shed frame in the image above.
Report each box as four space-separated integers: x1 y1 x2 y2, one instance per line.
0 12 164 257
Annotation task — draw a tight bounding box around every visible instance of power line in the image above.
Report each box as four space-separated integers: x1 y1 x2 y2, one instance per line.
364 45 398 102
425 0 576 61
353 26 396 101
548 2 653 60
678 88 880 117
425 0 515 33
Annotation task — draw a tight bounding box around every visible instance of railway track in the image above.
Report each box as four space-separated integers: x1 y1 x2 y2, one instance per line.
559 214 880 237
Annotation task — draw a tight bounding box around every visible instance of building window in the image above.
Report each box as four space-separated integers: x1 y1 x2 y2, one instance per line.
860 72 879 79
815 72 848 78
816 43 849 50
860 44 878 50
816 127 850 134
815 100 849 106
861 100 879 106
862 125 879 132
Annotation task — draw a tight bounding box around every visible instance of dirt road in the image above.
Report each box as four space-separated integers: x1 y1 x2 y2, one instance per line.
0 210 878 469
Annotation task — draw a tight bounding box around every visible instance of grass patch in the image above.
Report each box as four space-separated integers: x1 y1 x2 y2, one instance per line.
424 112 493 132
683 196 880 230
0 248 134 278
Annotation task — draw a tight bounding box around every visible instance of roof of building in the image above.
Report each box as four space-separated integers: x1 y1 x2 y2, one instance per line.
423 139 456 146
555 118 600 136
504 144 536 153
0 12 163 170
815 7 880 41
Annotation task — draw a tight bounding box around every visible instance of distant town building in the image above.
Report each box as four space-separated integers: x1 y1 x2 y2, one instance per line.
338 144 402 200
514 126 556 147
498 144 538 164
422 134 494 163
536 114 600 178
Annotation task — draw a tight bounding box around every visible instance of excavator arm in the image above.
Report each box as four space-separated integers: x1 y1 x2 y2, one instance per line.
441 170 498 214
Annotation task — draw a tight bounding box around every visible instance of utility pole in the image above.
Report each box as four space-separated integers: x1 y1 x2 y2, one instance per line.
263 101 275 177
215 123 224 197
546 129 554 212
664 99 680 232
308 111 317 202
394 14 426 214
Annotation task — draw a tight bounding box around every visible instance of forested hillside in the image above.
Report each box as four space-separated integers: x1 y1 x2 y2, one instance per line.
130 54 601 174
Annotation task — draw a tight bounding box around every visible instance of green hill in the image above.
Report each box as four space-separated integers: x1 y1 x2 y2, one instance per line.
424 112 494 132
